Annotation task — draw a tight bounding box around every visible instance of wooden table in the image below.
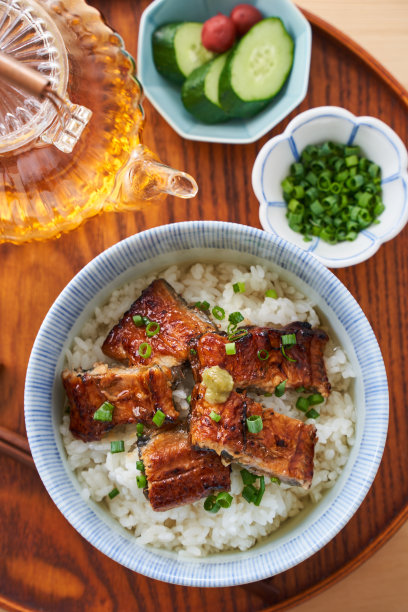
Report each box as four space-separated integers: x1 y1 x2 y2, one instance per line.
1 1 408 611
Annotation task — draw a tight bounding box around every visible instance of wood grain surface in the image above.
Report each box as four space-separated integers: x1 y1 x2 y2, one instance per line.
1 1 408 611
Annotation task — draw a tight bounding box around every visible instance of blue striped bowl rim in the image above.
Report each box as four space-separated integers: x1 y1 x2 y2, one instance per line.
24 221 388 587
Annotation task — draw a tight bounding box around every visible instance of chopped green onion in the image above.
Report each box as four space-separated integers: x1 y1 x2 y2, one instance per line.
246 414 263 433
212 305 225 320
108 488 120 499
240 469 258 485
93 401 114 422
270 477 281 485
254 476 265 506
138 342 152 359
216 491 233 508
110 440 125 454
196 300 210 311
136 423 144 437
275 380 287 397
281 345 297 363
242 484 257 503
187 394 192 404
281 333 296 346
306 408 320 419
204 495 220 513
295 386 306 393
225 342 236 355
296 396 310 412
257 349 269 361
132 314 144 327
145 321 160 337
152 409 165 427
308 393 324 405
190 348 197 355
210 410 221 422
232 281 245 293
136 474 147 488
228 311 244 326
265 289 278 299
136 460 144 472
228 328 248 342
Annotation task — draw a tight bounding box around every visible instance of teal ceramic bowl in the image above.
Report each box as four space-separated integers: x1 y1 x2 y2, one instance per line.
137 0 311 144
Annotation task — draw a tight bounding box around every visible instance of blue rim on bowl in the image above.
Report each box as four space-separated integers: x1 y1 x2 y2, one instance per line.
252 106 408 267
137 0 311 144
24 222 388 586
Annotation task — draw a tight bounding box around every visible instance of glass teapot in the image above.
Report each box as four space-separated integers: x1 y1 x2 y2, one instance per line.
0 0 197 244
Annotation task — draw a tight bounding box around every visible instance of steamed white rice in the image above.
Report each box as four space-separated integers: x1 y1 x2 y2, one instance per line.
60 262 355 557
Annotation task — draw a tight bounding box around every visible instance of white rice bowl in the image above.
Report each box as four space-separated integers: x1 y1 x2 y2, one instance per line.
60 262 355 558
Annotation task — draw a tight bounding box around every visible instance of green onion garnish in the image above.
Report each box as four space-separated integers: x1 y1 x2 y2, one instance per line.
281 333 296 346
228 311 244 326
257 349 269 361
145 321 160 337
307 393 324 405
270 477 281 485
138 342 152 358
190 348 197 355
204 495 220 513
281 141 384 244
210 410 221 422
240 469 257 485
212 305 225 320
93 401 114 422
136 475 147 488
306 408 320 419
246 414 263 433
136 423 144 436
152 409 165 427
108 488 120 499
242 484 257 503
296 396 310 412
216 491 233 508
281 345 297 363
265 289 278 299
110 440 125 454
295 386 306 393
195 300 210 311
228 328 248 342
233 281 245 293
275 380 287 397
186 394 192 404
254 476 265 506
136 460 144 472
225 342 236 355
132 314 144 327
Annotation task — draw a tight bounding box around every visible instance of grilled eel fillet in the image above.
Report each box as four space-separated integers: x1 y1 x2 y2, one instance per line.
62 363 178 441
190 321 331 397
139 428 231 511
190 384 317 489
102 279 215 368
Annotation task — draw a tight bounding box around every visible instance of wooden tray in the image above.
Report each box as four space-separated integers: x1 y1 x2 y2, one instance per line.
1 2 408 610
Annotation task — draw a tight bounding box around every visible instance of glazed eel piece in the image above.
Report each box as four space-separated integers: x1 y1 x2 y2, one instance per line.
190 384 317 489
102 279 216 368
190 321 331 397
139 427 231 511
62 362 178 441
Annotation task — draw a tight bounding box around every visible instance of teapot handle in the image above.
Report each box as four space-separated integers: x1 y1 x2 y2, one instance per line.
113 144 198 209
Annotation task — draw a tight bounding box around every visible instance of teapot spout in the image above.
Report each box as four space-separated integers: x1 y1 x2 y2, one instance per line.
117 145 198 208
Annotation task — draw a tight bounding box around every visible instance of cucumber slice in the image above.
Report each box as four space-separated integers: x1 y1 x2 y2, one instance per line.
181 53 230 124
152 22 215 85
219 18 294 118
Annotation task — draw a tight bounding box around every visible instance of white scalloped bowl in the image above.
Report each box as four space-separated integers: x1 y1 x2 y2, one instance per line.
24 222 388 587
252 106 408 267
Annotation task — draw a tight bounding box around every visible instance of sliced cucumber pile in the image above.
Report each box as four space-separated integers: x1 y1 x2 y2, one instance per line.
152 16 294 123
152 22 215 85
219 18 294 118
181 53 230 124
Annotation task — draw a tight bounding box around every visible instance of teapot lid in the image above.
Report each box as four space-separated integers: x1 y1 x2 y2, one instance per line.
0 0 68 154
